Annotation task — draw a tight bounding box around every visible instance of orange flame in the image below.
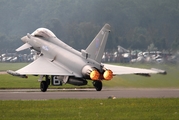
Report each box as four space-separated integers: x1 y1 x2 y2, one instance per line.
90 70 100 80
103 70 113 80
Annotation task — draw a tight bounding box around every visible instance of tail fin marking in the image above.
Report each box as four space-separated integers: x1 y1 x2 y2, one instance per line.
85 24 111 63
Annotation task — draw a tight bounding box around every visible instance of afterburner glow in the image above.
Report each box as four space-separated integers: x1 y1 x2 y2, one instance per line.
90 70 100 80
103 70 113 80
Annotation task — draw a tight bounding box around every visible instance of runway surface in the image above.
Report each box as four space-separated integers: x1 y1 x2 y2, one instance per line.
0 88 179 100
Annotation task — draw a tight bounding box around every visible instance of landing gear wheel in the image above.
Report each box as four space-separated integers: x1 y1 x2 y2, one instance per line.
40 81 48 92
45 75 50 86
93 81 102 91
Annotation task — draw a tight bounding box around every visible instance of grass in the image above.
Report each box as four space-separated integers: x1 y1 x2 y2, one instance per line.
0 74 93 89
0 62 179 89
0 63 179 120
0 98 179 120
0 63 28 71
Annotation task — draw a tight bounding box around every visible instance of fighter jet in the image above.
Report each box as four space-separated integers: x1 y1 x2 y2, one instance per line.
7 24 166 92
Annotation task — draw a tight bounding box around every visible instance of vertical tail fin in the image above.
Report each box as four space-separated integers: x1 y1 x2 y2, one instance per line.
85 24 111 63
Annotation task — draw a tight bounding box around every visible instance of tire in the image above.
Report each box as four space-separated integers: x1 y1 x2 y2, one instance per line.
45 75 50 86
40 81 48 92
93 81 102 91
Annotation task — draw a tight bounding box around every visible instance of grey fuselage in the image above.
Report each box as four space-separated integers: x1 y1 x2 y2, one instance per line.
21 35 102 78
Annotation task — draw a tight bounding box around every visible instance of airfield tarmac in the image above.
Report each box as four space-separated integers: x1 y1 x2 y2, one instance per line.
0 88 179 100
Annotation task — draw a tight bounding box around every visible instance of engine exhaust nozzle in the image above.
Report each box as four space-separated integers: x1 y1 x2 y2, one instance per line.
103 69 113 80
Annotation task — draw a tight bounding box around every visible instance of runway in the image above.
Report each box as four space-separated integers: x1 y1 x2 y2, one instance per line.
0 88 179 100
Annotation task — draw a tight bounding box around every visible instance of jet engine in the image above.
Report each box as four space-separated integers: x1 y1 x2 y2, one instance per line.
103 69 113 80
82 65 113 80
82 65 100 80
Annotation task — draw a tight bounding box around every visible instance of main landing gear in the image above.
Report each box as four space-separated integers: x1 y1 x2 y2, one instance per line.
40 75 50 92
39 75 103 92
93 80 102 91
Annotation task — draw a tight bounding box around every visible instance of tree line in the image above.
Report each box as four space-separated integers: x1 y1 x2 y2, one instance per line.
0 0 179 52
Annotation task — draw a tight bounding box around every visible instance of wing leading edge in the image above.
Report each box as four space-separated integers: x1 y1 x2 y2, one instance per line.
103 64 166 76
16 56 73 76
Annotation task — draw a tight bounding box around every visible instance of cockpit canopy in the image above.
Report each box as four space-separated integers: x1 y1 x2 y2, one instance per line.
31 28 56 38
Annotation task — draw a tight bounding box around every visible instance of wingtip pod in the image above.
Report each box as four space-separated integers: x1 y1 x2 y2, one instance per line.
104 23 111 31
7 70 28 78
151 68 167 75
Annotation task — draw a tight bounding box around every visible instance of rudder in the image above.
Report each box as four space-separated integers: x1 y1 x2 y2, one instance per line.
85 24 111 63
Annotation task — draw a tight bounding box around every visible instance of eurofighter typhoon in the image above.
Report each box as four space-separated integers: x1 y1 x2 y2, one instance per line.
7 24 166 92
